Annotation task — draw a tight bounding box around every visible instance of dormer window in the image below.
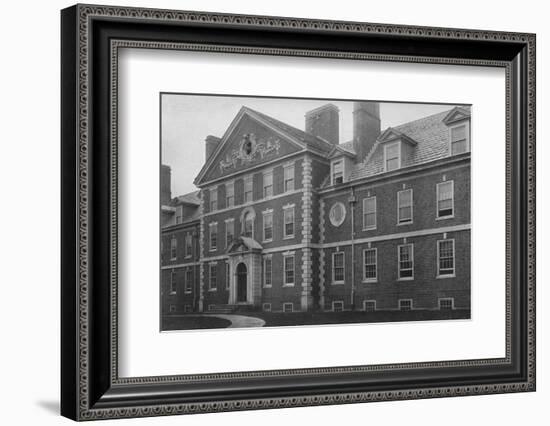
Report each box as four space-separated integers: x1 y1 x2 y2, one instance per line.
384 141 401 171
331 160 344 185
449 122 470 155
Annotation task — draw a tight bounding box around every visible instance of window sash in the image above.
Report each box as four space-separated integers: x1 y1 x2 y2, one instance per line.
170 272 177 294
284 255 295 284
437 181 454 217
244 176 253 202
209 265 217 290
244 216 253 238
263 172 273 197
398 244 414 279
225 221 234 247
399 300 412 310
332 161 343 184
363 249 377 280
209 224 217 250
185 269 192 292
398 189 413 223
185 234 192 256
438 240 455 275
226 183 234 207
264 258 272 286
284 166 294 191
284 208 295 237
362 196 376 229
333 252 345 282
225 263 230 289
263 213 273 241
170 237 177 259
385 142 400 171
210 189 217 211
450 124 468 155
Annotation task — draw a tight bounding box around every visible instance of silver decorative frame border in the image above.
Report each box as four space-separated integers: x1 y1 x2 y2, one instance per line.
73 4 535 420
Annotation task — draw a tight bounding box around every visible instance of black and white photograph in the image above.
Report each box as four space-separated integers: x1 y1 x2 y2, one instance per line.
160 94 472 331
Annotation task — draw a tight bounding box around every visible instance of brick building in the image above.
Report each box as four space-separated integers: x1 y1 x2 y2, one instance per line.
161 102 471 317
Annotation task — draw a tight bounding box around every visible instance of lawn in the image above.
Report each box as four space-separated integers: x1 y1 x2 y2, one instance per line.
162 315 232 331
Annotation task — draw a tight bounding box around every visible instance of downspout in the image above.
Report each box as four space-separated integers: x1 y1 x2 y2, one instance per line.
348 187 357 311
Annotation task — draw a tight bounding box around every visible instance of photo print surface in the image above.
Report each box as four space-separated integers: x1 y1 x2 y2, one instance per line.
160 94 471 331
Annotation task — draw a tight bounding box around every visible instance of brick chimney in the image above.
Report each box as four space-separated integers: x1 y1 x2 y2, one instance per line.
353 102 381 163
205 135 221 160
161 164 171 205
305 104 339 144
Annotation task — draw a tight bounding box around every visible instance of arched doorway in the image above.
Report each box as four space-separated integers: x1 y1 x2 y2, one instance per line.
236 263 247 303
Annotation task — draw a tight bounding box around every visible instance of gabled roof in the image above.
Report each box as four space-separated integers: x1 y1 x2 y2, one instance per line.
442 106 471 125
194 106 336 186
328 140 356 159
226 236 263 254
377 127 418 146
348 106 470 181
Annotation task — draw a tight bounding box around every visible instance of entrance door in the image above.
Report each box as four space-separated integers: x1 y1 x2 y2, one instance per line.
236 263 247 303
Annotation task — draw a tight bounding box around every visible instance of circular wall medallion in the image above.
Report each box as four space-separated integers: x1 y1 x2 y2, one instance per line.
329 202 346 227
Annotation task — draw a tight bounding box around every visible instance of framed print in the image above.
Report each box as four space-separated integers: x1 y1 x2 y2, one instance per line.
61 4 536 421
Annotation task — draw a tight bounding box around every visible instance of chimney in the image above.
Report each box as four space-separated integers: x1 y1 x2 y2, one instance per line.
160 164 172 205
305 104 339 144
353 102 381 163
205 135 221 160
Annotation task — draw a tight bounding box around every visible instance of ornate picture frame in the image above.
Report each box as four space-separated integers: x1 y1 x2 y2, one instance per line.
61 4 535 421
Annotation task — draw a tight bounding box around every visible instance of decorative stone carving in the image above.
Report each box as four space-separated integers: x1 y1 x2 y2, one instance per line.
219 133 281 172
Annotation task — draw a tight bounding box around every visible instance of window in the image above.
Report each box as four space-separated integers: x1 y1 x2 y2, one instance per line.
363 248 377 281
244 175 253 203
225 262 230 290
399 299 413 311
362 196 376 230
438 239 455 277
264 256 272 287
262 303 272 312
185 233 192 257
209 187 217 211
332 160 343 184
226 182 234 207
437 181 454 218
175 206 183 224
209 264 217 290
439 298 454 310
243 212 254 238
185 268 192 293
384 142 400 171
398 244 414 279
283 302 294 313
329 202 346 227
263 170 273 198
209 222 217 251
332 301 344 312
184 305 192 313
332 252 345 283
397 189 413 224
363 300 376 312
225 219 234 247
283 207 295 238
169 304 176 313
263 211 273 241
170 271 177 294
170 236 177 260
284 164 294 192
450 123 469 155
284 255 295 285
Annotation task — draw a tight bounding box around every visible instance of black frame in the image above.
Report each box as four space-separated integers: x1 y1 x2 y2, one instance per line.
61 4 536 421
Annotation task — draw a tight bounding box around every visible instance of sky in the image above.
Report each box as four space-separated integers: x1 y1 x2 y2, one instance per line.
161 94 462 197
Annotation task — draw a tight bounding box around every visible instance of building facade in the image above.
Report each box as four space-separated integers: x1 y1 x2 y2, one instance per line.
161 102 471 316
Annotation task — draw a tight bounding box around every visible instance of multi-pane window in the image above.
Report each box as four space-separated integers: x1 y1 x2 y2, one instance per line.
332 252 345 283
209 222 217 251
363 248 377 281
264 256 272 287
244 175 253 203
284 254 295 285
384 142 400 171
283 207 295 238
284 164 295 192
362 196 376 230
263 171 273 198
185 234 192 257
397 189 413 224
225 219 234 247
450 124 469 155
262 303 272 312
170 271 177 294
185 268 192 293
170 236 177 260
225 262 230 290
398 244 414 279
332 301 344 312
439 298 454 310
243 212 254 238
283 303 294 313
226 182 234 207
399 299 412 311
364 300 376 312
209 264 217 290
437 181 454 218
210 187 217 211
332 160 343 184
438 239 455 276
263 211 273 241
175 206 183 224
